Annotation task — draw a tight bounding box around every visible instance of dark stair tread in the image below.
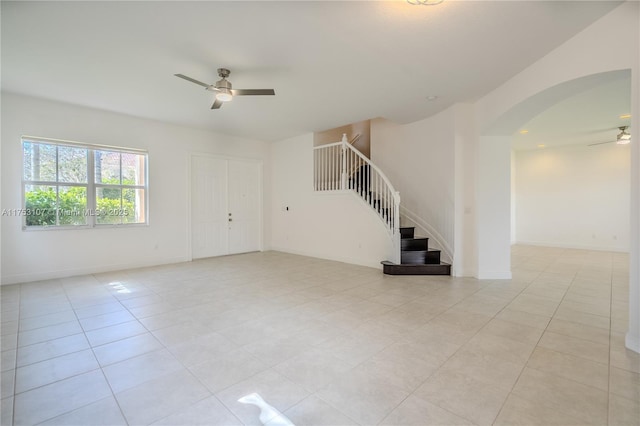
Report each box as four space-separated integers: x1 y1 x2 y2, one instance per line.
387 229 450 275
401 238 429 251
381 261 451 276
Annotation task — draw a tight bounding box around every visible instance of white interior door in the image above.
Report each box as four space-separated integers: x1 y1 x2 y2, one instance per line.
191 156 261 259
191 156 228 259
228 160 261 254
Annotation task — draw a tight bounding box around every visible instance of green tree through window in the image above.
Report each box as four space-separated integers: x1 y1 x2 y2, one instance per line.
22 138 147 228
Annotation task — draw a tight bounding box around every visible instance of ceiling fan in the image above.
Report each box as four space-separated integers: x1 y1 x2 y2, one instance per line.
588 126 631 146
175 68 275 109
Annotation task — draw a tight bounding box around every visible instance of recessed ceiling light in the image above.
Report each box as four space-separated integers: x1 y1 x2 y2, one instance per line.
519 130 529 134
426 95 438 101
620 114 631 119
537 144 545 148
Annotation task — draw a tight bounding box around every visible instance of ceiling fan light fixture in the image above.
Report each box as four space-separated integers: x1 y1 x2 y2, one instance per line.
407 0 444 5
617 135 631 145
216 89 233 102
175 68 274 110
616 126 631 145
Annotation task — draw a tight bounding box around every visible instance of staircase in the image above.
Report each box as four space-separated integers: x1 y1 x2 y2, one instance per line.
313 134 451 276
381 226 451 275
314 136 400 238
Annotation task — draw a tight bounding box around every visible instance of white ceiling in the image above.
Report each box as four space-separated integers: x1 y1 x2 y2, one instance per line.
512 73 631 150
1 1 622 142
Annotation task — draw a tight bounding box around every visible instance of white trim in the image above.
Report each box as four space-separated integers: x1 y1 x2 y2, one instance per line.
269 246 383 270
312 141 342 150
21 139 149 229
399 205 453 262
188 153 264 261
515 240 629 253
625 332 640 354
22 135 147 154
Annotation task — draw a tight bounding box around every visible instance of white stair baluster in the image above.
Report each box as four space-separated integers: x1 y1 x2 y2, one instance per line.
311 136 401 258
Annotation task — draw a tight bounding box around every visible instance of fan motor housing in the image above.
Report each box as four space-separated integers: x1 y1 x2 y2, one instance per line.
215 78 232 90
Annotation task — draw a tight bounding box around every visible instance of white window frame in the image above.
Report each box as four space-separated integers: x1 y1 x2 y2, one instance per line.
21 136 149 230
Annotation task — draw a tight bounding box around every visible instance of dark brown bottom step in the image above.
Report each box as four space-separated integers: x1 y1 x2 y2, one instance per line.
401 249 441 264
381 261 451 276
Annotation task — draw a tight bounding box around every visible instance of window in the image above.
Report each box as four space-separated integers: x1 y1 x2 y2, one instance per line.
22 137 148 228
94 150 147 225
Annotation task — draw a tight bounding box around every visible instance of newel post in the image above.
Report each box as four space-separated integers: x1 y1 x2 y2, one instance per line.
393 191 401 263
340 133 348 190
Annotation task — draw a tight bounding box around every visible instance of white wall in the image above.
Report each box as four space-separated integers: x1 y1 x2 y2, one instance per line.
629 19 640 352
476 135 512 279
453 103 477 277
370 108 455 262
1 93 270 284
510 149 517 244
270 133 394 268
514 144 630 251
471 1 639 351
314 120 371 158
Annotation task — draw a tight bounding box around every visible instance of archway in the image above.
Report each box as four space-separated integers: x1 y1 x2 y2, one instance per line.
476 69 638 353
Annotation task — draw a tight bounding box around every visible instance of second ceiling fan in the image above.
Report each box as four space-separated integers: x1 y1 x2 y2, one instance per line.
175 68 275 109
588 126 631 146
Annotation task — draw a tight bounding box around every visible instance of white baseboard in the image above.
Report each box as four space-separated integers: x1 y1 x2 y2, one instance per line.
515 240 629 253
452 267 475 278
269 246 383 270
1 255 190 285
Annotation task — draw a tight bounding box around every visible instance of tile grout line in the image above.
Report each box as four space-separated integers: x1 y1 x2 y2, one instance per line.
496 251 617 424
4 249 630 426
606 252 614 424
97 274 249 426
370 275 533 426
15 280 119 424
11 282 22 426
82 272 194 426
49 274 132 426
491 248 577 425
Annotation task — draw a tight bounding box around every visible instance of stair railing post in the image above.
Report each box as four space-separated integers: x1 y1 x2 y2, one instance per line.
393 191 401 263
340 133 348 190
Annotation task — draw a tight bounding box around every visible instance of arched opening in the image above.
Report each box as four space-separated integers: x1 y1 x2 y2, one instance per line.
476 69 637 353
507 70 631 250
476 71 631 276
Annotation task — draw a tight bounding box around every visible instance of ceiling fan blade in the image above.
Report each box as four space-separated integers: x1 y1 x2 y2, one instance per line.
588 141 615 146
211 99 223 109
175 74 211 89
231 89 275 96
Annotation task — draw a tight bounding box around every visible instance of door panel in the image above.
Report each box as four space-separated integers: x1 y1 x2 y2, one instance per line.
227 160 261 254
191 156 228 259
191 156 261 259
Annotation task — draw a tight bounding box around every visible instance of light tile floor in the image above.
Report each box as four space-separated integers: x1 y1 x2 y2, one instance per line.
1 245 638 425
